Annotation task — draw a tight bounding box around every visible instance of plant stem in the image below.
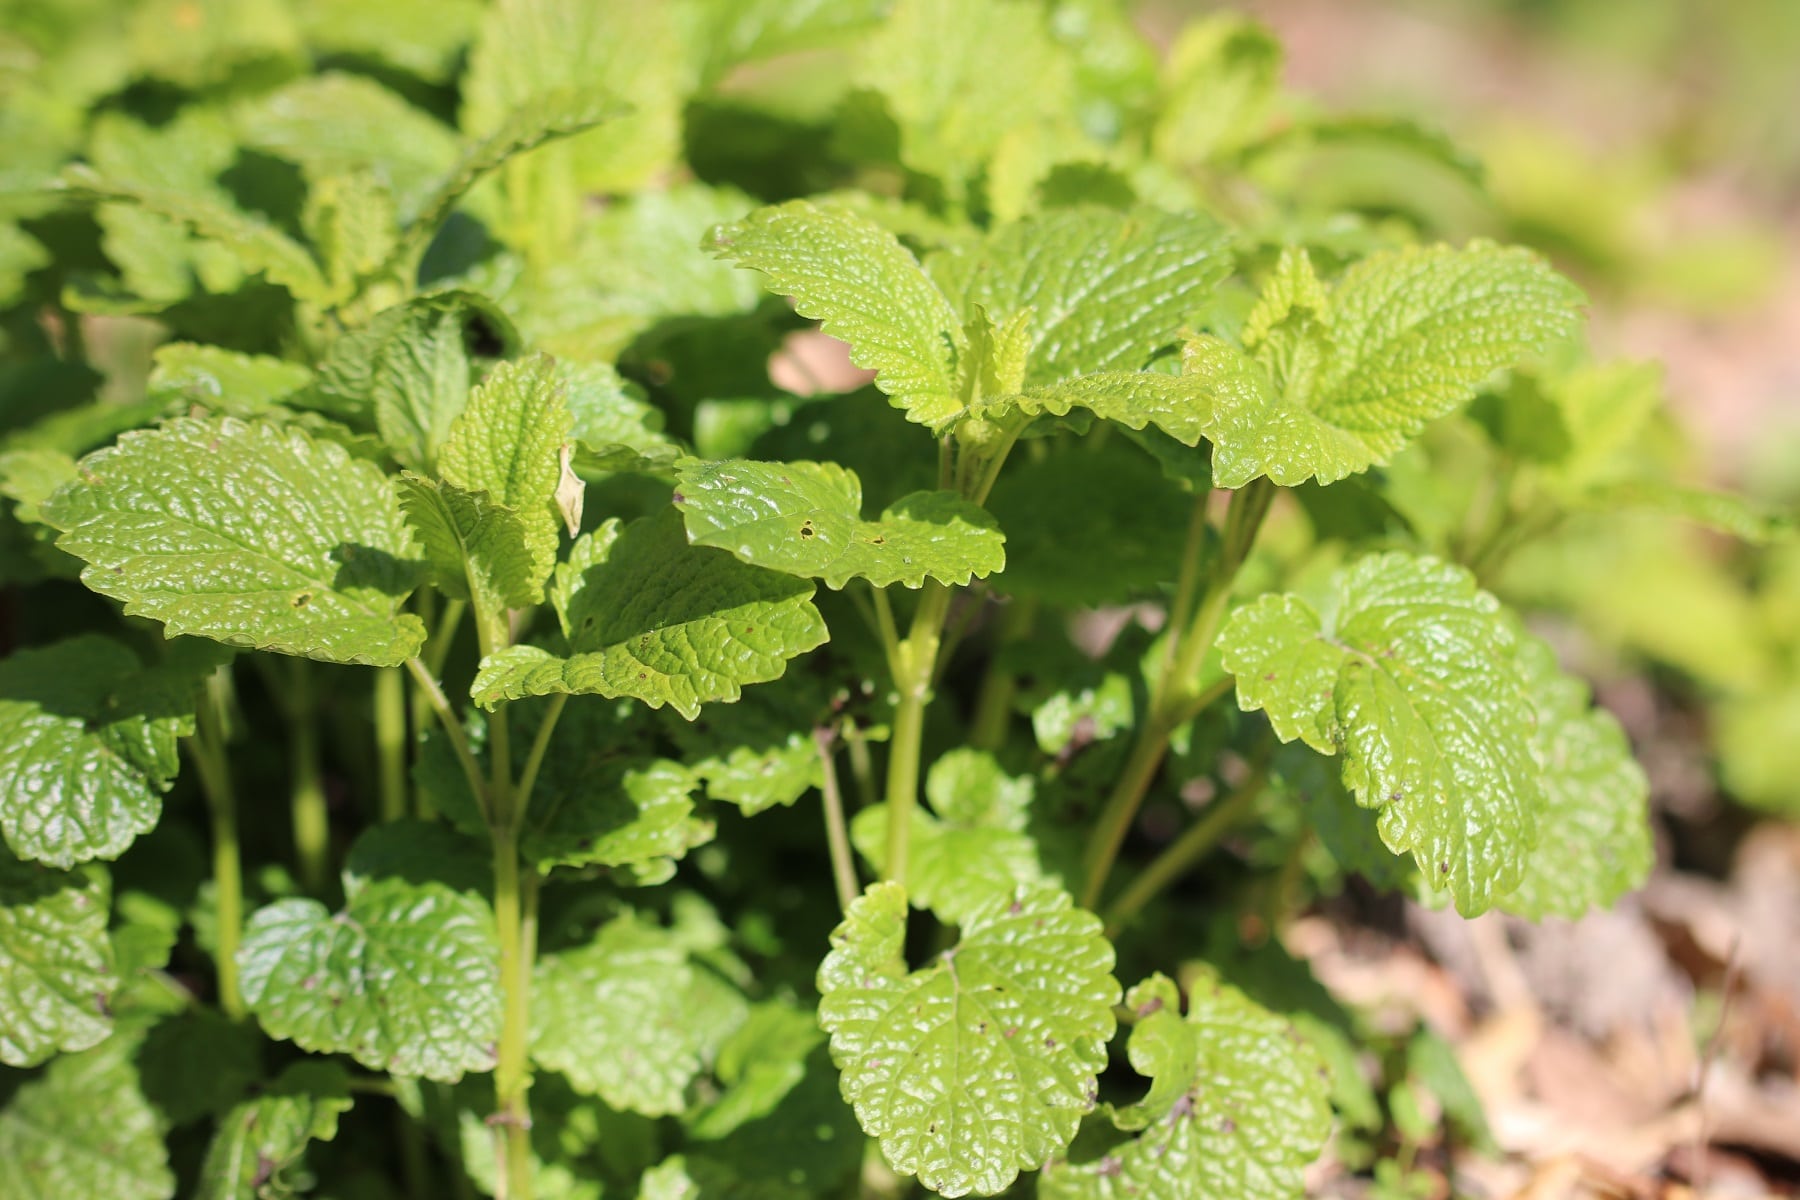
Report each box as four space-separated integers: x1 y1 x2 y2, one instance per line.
513 694 568 823
404 658 486 807
815 726 859 910
1079 480 1275 911
1104 763 1269 936
883 582 955 887
968 596 1036 751
288 660 330 892
845 725 877 811
489 827 536 1200
186 682 245 1020
374 667 408 823
868 582 902 680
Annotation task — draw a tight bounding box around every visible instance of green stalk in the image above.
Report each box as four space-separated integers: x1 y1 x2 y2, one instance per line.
187 683 245 1020
815 726 859 910
968 597 1036 751
1079 480 1275 911
1104 762 1269 936
288 660 330 892
844 725 877 811
374 667 408 823
489 828 536 1200
883 582 955 887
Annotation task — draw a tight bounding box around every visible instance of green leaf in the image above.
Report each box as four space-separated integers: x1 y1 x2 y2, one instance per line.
1494 635 1652 919
1038 971 1332 1200
817 881 1119 1197
1578 481 1794 543
463 0 693 229
302 169 400 303
436 355 573 602
58 164 328 302
0 448 80 527
851 750 1046 924
197 1062 352 1200
926 208 1235 386
637 1157 700 1200
1191 243 1585 488
667 671 840 816
45 417 426 666
484 183 763 363
312 289 516 455
855 0 1076 193
0 1035 175 1200
238 842 501 1082
1219 552 1543 914
471 510 827 719
135 1008 264 1127
674 459 1005 590
704 202 965 429
0 635 187 867
683 999 865 1197
407 85 627 257
975 369 1209 445
1152 15 1283 166
0 852 115 1066
146 343 313 416
397 474 538 613
0 222 50 307
232 72 460 220
986 441 1192 606
532 912 749 1116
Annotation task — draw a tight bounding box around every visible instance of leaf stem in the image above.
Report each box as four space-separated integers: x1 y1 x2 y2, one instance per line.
512 694 568 825
425 598 469 678
374 667 409 823
883 582 955 887
405 657 487 808
186 677 245 1020
968 596 1036 751
1079 479 1274 910
1104 761 1270 936
868 582 903 681
288 659 330 892
814 726 859 910
489 826 537 1200
844 724 877 811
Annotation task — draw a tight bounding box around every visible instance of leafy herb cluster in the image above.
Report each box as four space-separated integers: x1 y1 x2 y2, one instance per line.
0 1 1783 1197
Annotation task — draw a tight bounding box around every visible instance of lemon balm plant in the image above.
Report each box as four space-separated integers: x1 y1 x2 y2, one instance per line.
0 1 1784 1197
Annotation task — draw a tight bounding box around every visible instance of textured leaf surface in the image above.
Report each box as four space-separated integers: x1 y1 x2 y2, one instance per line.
705 202 964 428
436 355 572 602
667 672 840 816
1497 636 1652 918
397 475 538 613
1191 243 1584 487
675 459 1004 590
926 208 1234 386
471 511 826 718
59 164 328 301
45 418 425 665
1039 972 1331 1200
817 881 1119 1197
197 1062 352 1200
146 343 313 416
0 1036 174 1200
533 913 748 1115
0 853 115 1066
238 859 501 1082
0 635 186 867
1219 553 1542 913
851 750 1045 924
976 370 1208 445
